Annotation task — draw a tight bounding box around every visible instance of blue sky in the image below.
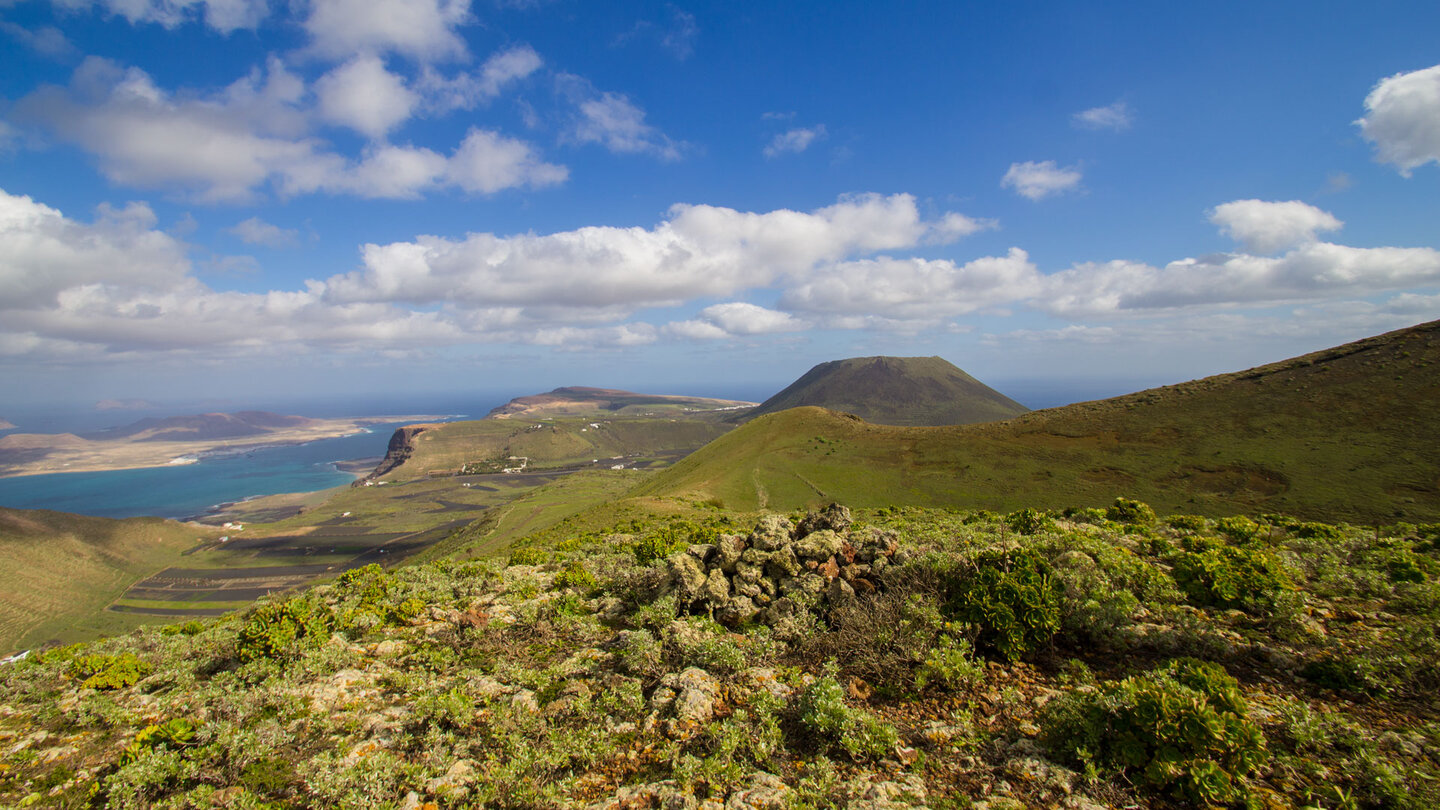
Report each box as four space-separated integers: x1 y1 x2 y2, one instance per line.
1 0 1438 413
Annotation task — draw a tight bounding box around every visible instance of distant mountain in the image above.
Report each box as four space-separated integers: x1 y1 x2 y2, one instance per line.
85 411 318 442
486 386 754 420
743 356 1029 426
636 320 1440 522
0 419 14 431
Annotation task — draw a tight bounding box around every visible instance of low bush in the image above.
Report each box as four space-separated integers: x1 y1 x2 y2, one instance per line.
795 670 899 761
1041 658 1265 806
67 652 151 690
236 598 333 662
1171 544 1293 615
942 547 1060 661
1004 508 1052 535
1106 497 1156 526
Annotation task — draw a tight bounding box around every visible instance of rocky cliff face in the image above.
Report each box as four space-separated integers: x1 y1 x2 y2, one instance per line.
361 425 430 481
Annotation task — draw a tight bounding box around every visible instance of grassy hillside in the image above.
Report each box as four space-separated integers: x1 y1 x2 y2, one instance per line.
637 320 1440 522
0 508 213 655
744 355 1029 426
375 416 736 482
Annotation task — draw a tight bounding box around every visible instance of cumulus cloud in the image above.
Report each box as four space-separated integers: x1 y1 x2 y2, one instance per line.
780 249 1040 320
1001 160 1082 200
1208 199 1343 254
418 45 543 113
327 193 976 312
15 59 565 202
560 75 683 160
1357 64 1440 176
315 55 419 138
49 0 270 33
667 303 805 340
16 57 325 203
0 189 190 308
1038 242 1440 316
1072 100 1132 131
1 21 78 59
227 216 298 248
763 125 826 158
302 0 473 62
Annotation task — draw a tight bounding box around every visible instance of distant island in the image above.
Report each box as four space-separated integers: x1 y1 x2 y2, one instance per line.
0 411 443 479
0 418 14 431
485 386 755 419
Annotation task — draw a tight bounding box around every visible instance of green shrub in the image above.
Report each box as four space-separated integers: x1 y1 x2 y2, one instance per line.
1294 522 1344 541
944 547 1060 661
1164 514 1207 532
1216 515 1262 542
914 634 985 692
632 534 687 565
67 652 151 690
1004 508 1052 535
1106 497 1156 526
1171 545 1293 615
236 598 333 662
120 718 199 765
1041 658 1265 806
1063 507 1109 525
795 671 898 761
336 563 391 602
554 560 599 592
507 547 548 566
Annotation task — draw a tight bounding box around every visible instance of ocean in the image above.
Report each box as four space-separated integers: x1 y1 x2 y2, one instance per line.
0 418 433 520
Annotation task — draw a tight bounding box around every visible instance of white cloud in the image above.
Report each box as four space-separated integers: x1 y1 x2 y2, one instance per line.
1 21 78 59
1001 160 1082 200
560 76 683 160
326 193 981 313
227 216 299 248
16 57 325 203
0 189 190 308
49 0 270 33
315 55 419 139
444 128 569 193
1208 199 1343 255
1072 101 1132 131
303 0 473 62
661 8 698 59
1038 242 1440 316
668 302 805 339
780 248 1040 320
1357 64 1440 176
418 45 543 113
15 59 565 202
763 125 826 158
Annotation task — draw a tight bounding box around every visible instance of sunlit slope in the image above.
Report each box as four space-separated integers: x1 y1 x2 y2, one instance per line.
743 355 1029 426
0 508 210 654
636 320 1440 522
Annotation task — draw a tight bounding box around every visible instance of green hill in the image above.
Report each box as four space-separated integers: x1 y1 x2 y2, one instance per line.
637 320 1440 522
742 355 1029 426
0 508 212 654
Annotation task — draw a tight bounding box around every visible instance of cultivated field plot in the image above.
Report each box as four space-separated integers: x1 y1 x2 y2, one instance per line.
109 520 471 617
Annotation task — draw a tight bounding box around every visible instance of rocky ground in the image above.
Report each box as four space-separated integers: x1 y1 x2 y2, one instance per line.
2 502 1438 808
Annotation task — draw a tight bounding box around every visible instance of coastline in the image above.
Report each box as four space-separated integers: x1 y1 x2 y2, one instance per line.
0 415 451 479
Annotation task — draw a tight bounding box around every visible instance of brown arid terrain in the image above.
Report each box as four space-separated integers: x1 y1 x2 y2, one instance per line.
0 412 443 478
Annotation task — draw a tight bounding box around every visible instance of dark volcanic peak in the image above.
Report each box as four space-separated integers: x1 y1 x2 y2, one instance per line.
745 355 1029 426
86 411 315 442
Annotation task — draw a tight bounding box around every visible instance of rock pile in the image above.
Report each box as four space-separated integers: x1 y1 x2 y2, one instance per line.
662 504 906 627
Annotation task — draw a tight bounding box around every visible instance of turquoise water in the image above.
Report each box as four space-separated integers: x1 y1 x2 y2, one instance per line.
0 422 414 520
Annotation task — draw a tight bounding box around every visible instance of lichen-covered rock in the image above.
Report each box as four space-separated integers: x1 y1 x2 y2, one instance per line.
661 507 903 628
724 772 790 810
749 515 794 551
795 529 844 561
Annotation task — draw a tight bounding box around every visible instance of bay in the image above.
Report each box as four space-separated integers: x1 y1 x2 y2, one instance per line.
0 420 423 520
